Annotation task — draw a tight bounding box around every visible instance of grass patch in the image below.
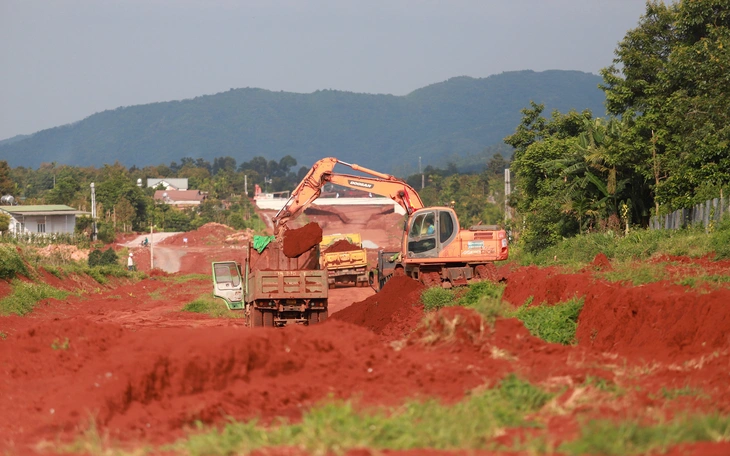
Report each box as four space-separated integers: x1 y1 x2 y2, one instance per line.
513 298 584 345
597 261 668 285
158 273 210 284
510 220 730 267
169 375 552 455
420 287 455 311
560 414 730 455
0 281 69 316
182 294 244 319
0 244 30 280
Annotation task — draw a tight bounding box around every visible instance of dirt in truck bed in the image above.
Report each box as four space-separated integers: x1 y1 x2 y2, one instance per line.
3 209 730 455
322 238 362 254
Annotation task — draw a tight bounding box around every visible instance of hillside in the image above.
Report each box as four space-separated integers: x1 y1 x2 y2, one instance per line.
0 70 606 174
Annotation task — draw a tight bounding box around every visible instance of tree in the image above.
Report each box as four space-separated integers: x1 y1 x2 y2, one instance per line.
0 160 15 196
600 0 730 212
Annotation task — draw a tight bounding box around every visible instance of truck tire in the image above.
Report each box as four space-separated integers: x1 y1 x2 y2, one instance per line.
250 309 264 328
263 310 274 327
307 310 319 325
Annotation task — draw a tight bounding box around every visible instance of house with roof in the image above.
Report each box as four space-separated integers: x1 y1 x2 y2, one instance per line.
154 189 207 208
147 178 188 191
0 205 89 236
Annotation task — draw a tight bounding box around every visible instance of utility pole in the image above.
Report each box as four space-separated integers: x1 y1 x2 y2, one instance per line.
419 157 424 189
90 183 97 241
150 224 154 269
504 168 512 221
244 175 248 197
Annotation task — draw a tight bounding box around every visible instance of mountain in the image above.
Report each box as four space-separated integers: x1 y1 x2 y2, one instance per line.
0 70 606 174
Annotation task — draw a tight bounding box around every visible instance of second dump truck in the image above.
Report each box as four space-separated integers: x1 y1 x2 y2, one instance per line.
319 233 369 287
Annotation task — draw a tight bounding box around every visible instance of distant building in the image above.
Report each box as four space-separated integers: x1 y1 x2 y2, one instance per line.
147 178 189 191
154 190 207 208
0 205 89 236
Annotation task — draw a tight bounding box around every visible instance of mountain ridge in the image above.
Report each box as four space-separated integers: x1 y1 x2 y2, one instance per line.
0 70 606 174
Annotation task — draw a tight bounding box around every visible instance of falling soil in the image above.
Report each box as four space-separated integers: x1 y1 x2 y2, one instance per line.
323 238 361 254
282 222 323 258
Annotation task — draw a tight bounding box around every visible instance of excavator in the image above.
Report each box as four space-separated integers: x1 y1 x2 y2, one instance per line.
272 157 508 289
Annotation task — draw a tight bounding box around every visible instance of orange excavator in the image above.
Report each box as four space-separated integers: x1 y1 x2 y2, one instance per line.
272 157 508 289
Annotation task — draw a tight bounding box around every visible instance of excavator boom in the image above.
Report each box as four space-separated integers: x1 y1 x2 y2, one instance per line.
273 157 423 234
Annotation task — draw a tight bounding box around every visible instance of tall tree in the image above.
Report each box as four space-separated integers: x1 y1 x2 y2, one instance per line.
600 0 730 211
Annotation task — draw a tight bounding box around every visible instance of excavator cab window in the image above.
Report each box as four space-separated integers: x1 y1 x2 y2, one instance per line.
408 212 437 255
439 210 456 244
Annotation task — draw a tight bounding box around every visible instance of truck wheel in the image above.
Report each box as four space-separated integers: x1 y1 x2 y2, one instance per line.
251 309 264 328
318 309 328 323
308 310 319 325
263 311 274 327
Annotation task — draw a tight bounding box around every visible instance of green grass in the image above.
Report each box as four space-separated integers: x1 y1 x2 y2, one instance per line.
0 244 30 280
420 287 455 311
182 294 244 319
510 218 730 267
597 261 668 285
158 273 210 284
168 375 552 456
513 298 585 345
0 281 69 316
560 414 730 455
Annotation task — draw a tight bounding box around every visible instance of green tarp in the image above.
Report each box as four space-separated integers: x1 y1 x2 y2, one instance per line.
253 235 275 253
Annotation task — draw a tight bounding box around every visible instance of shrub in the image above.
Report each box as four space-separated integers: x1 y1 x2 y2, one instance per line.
420 287 455 311
88 248 119 267
0 244 29 280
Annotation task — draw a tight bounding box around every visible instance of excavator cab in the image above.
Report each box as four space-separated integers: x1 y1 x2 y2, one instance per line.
406 209 457 258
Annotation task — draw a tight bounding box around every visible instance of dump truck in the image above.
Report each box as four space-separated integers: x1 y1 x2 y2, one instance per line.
319 233 369 287
212 237 328 327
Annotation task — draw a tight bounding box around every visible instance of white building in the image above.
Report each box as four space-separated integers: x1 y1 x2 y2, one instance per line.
0 205 88 236
147 178 189 191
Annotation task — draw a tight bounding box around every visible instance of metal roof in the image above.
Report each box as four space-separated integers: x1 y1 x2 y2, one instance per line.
0 205 89 216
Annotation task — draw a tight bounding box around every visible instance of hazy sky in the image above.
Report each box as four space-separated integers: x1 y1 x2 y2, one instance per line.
0 0 649 141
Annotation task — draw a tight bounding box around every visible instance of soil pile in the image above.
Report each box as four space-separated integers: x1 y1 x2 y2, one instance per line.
282 222 323 258
323 239 361 254
331 275 425 339
159 223 237 246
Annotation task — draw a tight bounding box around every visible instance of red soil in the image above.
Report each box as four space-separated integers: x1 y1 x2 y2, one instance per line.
331 275 425 340
323 238 361 254
282 222 323 258
2 209 730 454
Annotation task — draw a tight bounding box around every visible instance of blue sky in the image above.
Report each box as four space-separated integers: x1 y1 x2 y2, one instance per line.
0 0 649 140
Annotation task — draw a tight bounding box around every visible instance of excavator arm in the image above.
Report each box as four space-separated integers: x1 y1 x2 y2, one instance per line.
272 157 424 234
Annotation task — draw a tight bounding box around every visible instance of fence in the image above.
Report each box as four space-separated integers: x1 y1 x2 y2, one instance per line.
649 196 729 231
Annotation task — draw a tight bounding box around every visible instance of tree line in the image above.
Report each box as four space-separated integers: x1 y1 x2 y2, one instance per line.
506 0 729 252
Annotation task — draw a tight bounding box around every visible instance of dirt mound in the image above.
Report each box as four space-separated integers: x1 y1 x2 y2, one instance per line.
34 244 89 261
323 239 361 254
587 252 612 271
331 275 425 339
282 222 323 258
577 280 730 360
1 318 520 446
159 222 238 247
502 263 730 361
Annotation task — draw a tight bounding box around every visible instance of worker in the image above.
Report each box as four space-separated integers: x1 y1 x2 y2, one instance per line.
426 223 435 235
127 253 135 271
